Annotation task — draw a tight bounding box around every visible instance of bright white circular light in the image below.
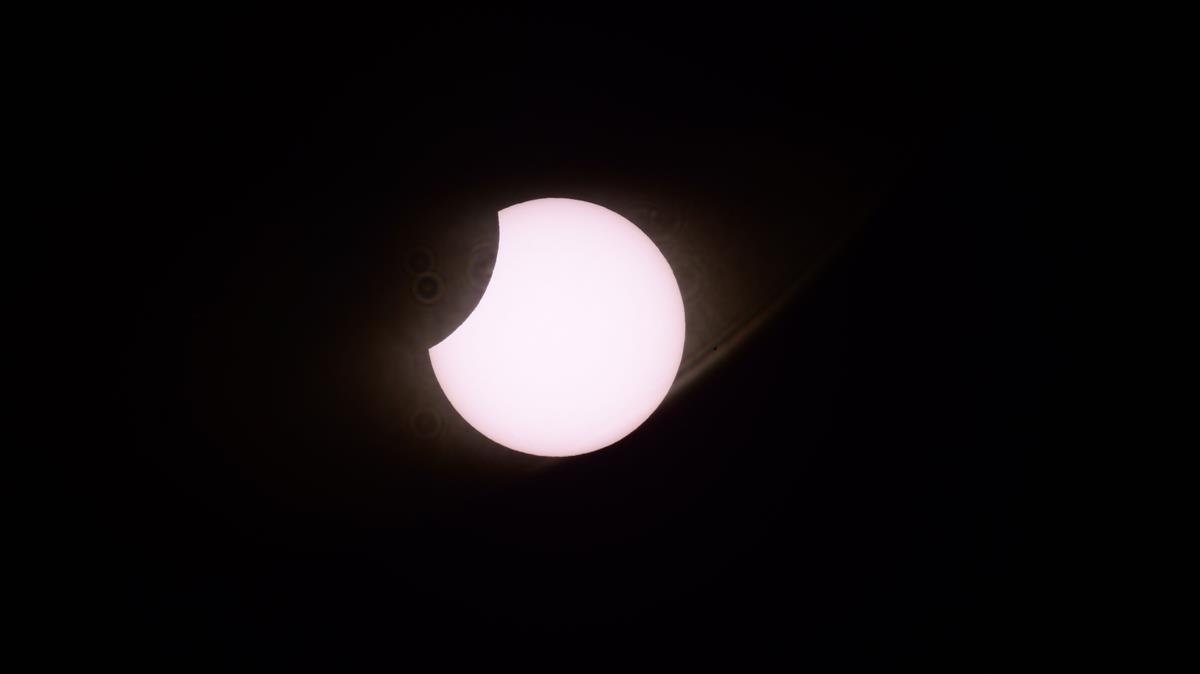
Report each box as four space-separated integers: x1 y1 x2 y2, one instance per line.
429 198 686 457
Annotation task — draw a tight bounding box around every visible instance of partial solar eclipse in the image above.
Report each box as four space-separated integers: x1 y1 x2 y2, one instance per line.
430 198 686 457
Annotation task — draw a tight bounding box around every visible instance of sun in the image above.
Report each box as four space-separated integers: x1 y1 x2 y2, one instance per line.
429 198 686 457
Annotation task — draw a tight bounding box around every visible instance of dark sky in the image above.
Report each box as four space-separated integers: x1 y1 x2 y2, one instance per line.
63 6 1069 671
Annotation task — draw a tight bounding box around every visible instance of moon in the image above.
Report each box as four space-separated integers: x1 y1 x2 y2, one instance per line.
429 198 686 457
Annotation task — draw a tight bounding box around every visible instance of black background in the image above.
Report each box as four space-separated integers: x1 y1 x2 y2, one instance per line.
66 5 1070 671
